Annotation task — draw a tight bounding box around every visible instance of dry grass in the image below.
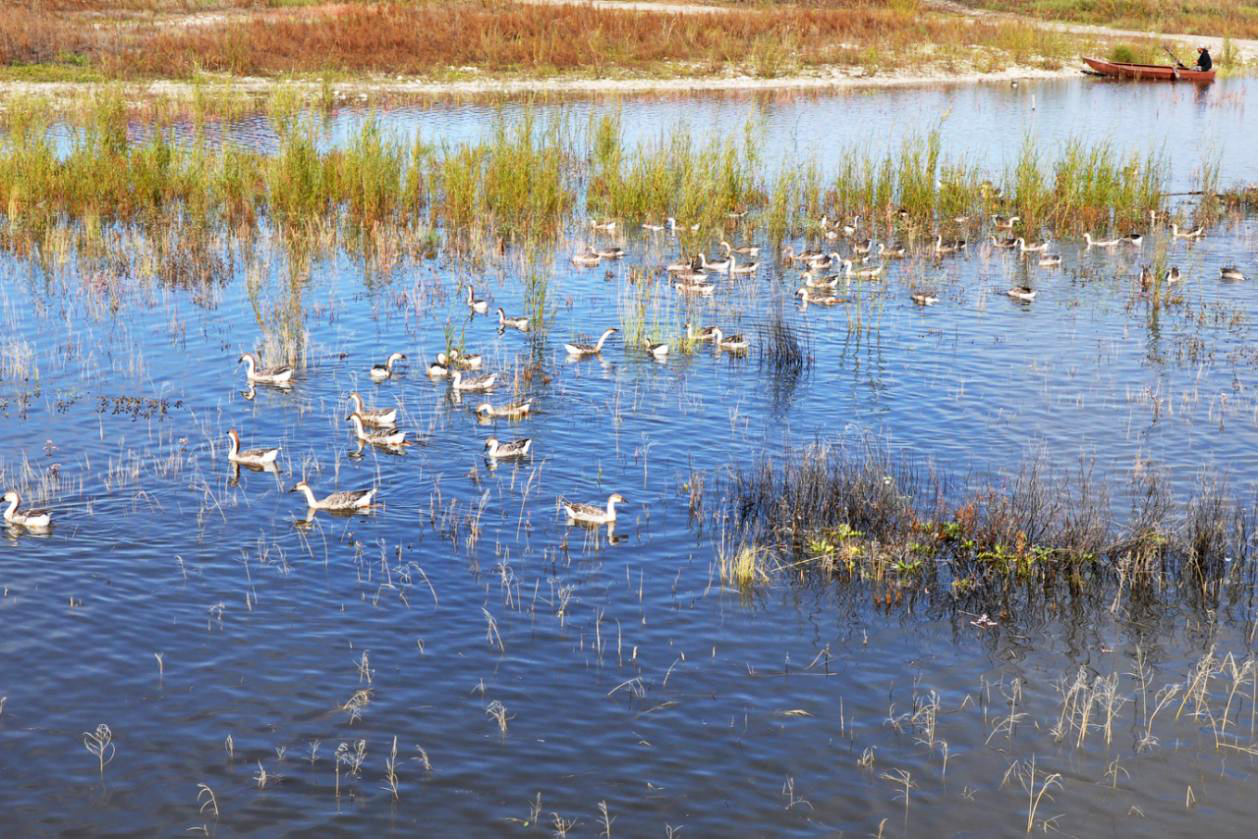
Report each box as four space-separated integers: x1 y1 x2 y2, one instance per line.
961 0 1257 41
1 0 1088 80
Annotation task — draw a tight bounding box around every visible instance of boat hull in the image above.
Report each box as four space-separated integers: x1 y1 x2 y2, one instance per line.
1083 57 1215 82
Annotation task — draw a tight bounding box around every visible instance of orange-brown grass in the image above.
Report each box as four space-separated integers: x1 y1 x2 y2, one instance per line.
3 0 1082 79
961 0 1257 41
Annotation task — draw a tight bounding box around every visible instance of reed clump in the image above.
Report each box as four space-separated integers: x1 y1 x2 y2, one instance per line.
729 441 1255 607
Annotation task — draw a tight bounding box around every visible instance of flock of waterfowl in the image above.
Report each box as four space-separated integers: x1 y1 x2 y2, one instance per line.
230 346 627 525
2 205 1249 535
567 209 1250 317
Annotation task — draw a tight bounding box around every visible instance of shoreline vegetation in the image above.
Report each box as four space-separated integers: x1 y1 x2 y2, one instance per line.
5 89 1253 254
0 0 1254 95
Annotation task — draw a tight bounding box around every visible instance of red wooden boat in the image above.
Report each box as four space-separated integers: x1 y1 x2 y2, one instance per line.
1083 56 1215 82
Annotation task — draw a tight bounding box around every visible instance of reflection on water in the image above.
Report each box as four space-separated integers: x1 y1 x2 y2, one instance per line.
0 78 1255 836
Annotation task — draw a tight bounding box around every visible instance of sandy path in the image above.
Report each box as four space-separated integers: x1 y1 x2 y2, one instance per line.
0 64 1083 103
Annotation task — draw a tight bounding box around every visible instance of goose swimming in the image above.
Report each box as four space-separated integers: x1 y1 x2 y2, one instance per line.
1220 266 1246 281
993 214 1020 230
910 292 939 306
1038 254 1062 268
1006 286 1036 302
484 437 532 459
348 392 398 427
991 235 1019 249
1164 266 1181 283
644 339 670 360
710 327 748 352
1171 223 1204 239
370 352 407 381
595 246 625 260
851 261 884 279
560 492 626 525
1122 232 1144 246
1016 236 1049 253
795 287 847 307
571 245 601 267
1084 233 1120 248
2 490 51 529
428 361 450 378
721 240 759 256
684 322 718 342
451 370 497 392
291 480 375 511
475 401 532 419
802 271 841 288
225 429 280 467
934 235 966 254
437 348 483 370
466 286 489 314
238 352 293 386
674 278 715 296
497 308 530 332
565 328 618 358
347 412 410 447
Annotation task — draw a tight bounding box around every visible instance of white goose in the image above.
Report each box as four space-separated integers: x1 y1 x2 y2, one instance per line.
565 328 618 358
933 235 966 254
451 370 497 392
238 352 293 386
710 327 748 352
466 286 489 314
292 480 375 511
484 437 532 459
497 308 530 332
1084 233 1120 248
2 490 51 529
475 401 531 419
728 254 759 275
1016 236 1049 253
347 412 410 447
644 339 670 360
225 429 280 467
721 240 759 256
560 492 626 525
348 392 397 428
370 352 407 381
571 246 601 267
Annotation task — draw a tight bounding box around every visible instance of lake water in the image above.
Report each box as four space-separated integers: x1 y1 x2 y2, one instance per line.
0 76 1255 837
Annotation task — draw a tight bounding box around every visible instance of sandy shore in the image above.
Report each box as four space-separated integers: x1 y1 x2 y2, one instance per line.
0 64 1092 102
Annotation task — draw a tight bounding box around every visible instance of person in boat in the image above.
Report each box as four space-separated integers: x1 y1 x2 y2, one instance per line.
1178 47 1211 72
